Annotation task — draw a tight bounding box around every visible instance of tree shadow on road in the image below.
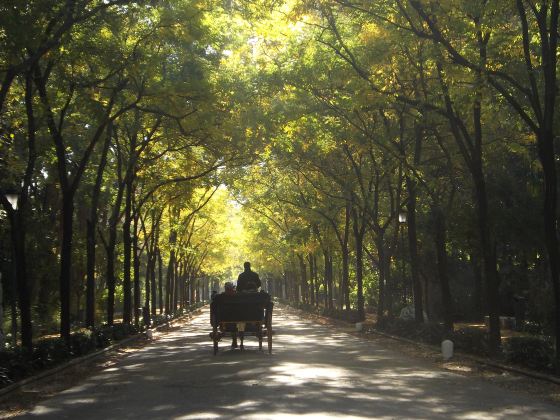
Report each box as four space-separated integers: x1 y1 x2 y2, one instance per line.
19 308 560 419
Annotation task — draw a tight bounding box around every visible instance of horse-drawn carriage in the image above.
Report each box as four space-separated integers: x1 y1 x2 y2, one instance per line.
210 292 273 354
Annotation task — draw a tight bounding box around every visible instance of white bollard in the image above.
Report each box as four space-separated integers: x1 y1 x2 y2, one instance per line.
355 322 363 332
441 339 454 360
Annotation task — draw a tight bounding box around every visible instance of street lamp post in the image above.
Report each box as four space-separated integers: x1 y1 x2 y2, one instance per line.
0 274 4 349
3 190 20 347
398 212 407 303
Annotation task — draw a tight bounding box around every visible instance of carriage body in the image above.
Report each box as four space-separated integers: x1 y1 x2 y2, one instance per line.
210 292 273 354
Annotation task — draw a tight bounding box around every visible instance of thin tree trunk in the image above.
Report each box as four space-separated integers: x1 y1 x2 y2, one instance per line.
150 247 157 316
307 254 315 307
433 208 453 335
157 248 163 314
470 252 484 320
58 195 75 341
352 210 365 321
407 177 423 323
86 124 112 328
144 248 152 319
10 71 38 351
538 130 560 368
298 254 308 304
122 174 133 324
133 213 141 327
342 201 351 311
173 259 180 312
377 241 386 319
166 250 175 315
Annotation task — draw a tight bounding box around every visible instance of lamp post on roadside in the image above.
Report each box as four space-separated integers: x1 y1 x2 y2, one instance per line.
2 190 20 347
398 212 407 303
0 274 4 348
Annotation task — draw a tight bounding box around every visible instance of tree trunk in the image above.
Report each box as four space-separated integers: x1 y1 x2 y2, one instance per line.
433 208 453 335
342 201 351 311
298 254 308 304
122 175 133 324
59 194 74 342
537 129 560 369
166 251 175 315
144 248 152 319
157 248 163 314
321 252 328 309
106 231 117 326
86 126 112 329
150 250 157 316
133 213 141 327
10 72 37 351
407 177 423 323
308 254 316 307
173 259 180 312
105 172 125 326
190 274 195 304
352 210 365 321
473 164 501 354
11 213 32 351
470 252 484 320
376 240 386 319
386 250 394 319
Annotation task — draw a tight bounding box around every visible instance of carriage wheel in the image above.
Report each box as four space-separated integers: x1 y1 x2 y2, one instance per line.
258 324 263 351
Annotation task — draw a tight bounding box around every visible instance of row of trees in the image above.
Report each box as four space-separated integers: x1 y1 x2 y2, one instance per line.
0 1 258 351
2 0 560 372
224 0 560 367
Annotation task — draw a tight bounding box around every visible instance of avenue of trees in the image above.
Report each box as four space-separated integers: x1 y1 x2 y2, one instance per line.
2 0 560 371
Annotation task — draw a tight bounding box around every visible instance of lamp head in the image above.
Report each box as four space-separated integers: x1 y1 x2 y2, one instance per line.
4 192 19 210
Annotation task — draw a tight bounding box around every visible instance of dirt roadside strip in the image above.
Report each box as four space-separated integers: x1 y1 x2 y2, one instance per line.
286 305 560 387
367 327 560 386
0 309 202 400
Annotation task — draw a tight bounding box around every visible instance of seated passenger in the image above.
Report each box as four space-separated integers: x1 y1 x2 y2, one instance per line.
224 281 236 296
223 281 238 348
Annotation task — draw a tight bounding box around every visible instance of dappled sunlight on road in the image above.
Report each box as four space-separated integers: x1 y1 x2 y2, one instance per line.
19 305 560 419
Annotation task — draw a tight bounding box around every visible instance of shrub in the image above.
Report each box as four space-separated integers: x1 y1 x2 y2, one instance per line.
376 316 445 345
0 367 11 385
377 317 419 338
32 337 69 369
296 302 316 313
417 323 446 345
518 321 543 335
93 323 138 344
323 308 362 323
69 329 96 356
0 348 32 384
93 325 114 348
111 323 138 341
452 327 489 357
151 314 170 326
504 336 554 372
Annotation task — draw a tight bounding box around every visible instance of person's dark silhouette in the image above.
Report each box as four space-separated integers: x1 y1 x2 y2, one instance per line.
237 261 261 292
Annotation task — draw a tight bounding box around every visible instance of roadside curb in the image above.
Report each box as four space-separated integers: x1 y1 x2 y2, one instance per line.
0 308 203 399
285 304 560 387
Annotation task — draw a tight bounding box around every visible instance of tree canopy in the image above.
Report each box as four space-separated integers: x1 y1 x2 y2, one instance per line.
2 0 560 371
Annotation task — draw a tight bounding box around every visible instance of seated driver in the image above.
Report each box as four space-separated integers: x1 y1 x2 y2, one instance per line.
237 261 261 293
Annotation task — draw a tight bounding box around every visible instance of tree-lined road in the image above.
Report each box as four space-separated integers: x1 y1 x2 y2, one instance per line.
20 307 560 419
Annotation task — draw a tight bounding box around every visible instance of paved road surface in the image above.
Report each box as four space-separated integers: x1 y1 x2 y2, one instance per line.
20 306 560 419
